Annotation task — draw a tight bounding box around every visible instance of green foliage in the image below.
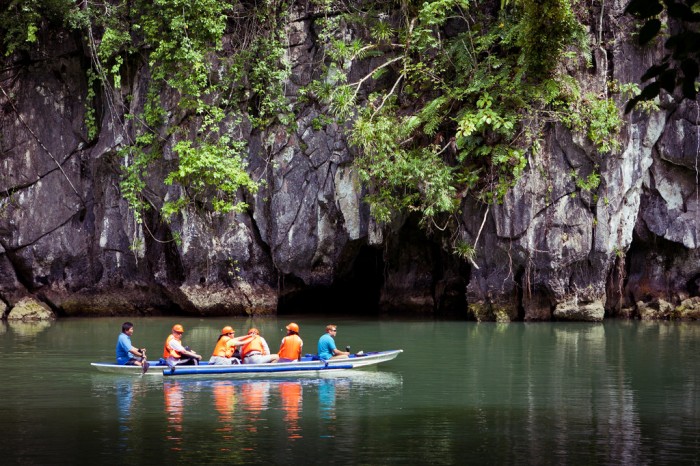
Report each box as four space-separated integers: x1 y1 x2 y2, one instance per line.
454 241 476 262
517 0 587 77
615 81 660 114
569 168 601 193
0 0 74 56
163 137 258 217
310 0 589 230
562 93 623 154
85 70 98 140
119 145 159 224
584 98 622 154
3 0 632 263
3 0 292 224
350 111 457 223
239 36 294 128
311 114 335 131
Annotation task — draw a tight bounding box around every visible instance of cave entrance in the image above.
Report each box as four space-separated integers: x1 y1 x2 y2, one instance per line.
277 245 384 316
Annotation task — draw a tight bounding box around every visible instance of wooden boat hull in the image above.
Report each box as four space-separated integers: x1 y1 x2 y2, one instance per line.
91 349 403 378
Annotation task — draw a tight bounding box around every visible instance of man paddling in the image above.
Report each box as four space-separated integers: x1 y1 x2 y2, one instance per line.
116 322 148 372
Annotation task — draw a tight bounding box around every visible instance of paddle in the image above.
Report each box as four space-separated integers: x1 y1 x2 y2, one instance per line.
141 348 150 375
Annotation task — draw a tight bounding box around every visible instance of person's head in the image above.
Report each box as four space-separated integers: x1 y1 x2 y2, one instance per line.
248 328 259 336
326 324 337 335
122 322 134 334
221 326 235 337
172 324 184 339
286 322 299 334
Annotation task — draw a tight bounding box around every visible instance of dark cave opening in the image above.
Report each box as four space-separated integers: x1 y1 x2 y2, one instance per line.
277 245 385 316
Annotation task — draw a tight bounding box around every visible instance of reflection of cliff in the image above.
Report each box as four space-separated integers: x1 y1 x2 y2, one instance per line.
7 320 52 338
463 323 648 463
548 324 642 464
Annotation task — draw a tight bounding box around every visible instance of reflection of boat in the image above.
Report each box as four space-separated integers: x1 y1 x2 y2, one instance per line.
90 350 403 378
279 381 302 439
164 381 184 449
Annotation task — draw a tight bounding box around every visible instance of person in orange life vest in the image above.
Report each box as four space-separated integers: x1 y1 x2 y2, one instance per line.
240 328 279 364
209 326 255 365
163 324 202 367
277 322 303 362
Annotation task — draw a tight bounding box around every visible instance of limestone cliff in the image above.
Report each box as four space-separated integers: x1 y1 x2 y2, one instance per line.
0 1 697 320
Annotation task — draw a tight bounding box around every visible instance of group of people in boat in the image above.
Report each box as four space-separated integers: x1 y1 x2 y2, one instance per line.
116 322 353 369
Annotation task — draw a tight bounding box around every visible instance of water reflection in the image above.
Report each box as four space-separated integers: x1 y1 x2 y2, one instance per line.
166 372 402 448
240 380 271 439
7 319 52 338
6 319 696 464
212 381 236 441
318 379 336 422
91 375 157 455
279 382 302 440
163 380 184 450
551 324 643 465
113 377 147 452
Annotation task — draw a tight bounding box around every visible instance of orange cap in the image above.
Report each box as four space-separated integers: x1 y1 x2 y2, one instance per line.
221 326 234 335
172 324 184 333
248 328 259 335
286 322 299 333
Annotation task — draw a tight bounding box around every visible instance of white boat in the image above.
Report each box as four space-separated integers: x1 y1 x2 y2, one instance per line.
91 350 403 378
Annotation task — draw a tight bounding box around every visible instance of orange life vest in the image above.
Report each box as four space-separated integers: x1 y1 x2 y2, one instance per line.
163 334 182 359
278 334 303 360
241 335 266 358
212 336 235 358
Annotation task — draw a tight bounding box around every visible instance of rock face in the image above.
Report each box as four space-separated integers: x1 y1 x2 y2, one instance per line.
7 297 55 321
0 4 697 320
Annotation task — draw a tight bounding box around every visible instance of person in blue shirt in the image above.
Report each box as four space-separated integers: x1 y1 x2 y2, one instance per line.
116 322 147 367
317 324 351 360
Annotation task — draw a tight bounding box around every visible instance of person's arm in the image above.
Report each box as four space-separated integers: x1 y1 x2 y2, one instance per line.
330 338 350 356
170 339 201 360
261 338 270 355
332 347 351 356
128 346 145 358
230 334 254 346
183 348 201 360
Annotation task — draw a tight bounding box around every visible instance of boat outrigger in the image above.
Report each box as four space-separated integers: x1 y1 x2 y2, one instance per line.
91 349 403 378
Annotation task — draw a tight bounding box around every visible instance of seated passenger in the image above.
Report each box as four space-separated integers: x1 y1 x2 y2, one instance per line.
163 324 202 368
209 326 254 365
317 324 350 360
277 322 303 362
240 328 279 364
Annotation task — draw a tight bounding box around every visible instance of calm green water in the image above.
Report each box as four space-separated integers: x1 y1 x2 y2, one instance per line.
0 317 698 465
